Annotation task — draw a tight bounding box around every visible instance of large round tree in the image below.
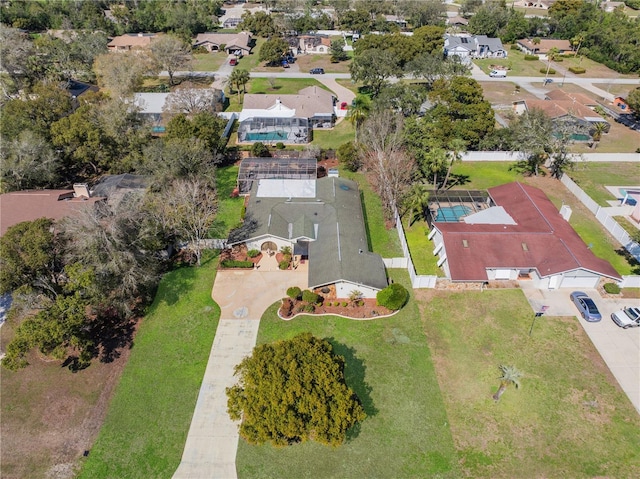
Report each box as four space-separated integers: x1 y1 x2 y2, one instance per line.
227 333 365 447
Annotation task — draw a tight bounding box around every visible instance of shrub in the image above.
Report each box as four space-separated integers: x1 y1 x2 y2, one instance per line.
287 286 302 300
221 259 254 268
302 289 320 304
553 57 563 62
510 44 519 50
568 66 586 74
303 303 315 313
337 141 361 172
376 283 409 310
251 142 270 157
275 142 285 149
247 249 260 258
342 302 348 307
541 68 556 74
603 283 621 294
524 54 539 61
279 260 290 270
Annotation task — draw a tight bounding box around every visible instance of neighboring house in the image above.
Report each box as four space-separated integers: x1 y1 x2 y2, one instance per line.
444 34 507 61
107 32 159 51
600 1 625 12
429 182 621 289
237 157 317 194
384 14 407 29
133 89 224 133
222 17 242 29
0 185 105 236
91 174 149 206
446 16 469 28
515 95 610 140
516 38 573 55
228 177 388 298
192 32 252 56
513 0 556 9
296 34 331 55
238 86 336 144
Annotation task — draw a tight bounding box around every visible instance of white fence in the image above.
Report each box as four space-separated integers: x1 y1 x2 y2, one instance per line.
561 175 640 287
461 151 640 162
384 209 438 289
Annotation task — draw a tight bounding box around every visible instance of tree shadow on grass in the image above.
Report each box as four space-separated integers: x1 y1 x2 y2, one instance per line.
615 247 640 274
327 338 378 442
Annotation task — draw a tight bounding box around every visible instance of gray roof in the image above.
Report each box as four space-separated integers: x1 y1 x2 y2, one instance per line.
242 86 335 119
237 177 388 291
444 34 505 53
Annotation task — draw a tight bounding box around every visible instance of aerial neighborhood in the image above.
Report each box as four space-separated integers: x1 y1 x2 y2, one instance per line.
1 1 640 478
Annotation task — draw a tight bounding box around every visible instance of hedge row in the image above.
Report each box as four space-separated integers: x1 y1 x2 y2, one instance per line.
220 260 254 268
524 54 539 61
569 66 586 74
540 68 556 74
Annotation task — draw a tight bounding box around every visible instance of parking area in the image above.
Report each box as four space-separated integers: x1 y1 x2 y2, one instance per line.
521 282 640 414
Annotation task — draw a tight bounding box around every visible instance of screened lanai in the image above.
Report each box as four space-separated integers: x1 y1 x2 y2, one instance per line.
427 189 494 225
237 157 317 194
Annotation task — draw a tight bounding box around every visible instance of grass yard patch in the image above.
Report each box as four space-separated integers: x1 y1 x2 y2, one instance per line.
567 162 640 206
249 77 329 95
449 161 524 190
417 289 640 478
570 121 640 154
192 53 226 71
479 81 540 103
339 170 403 258
236 270 460 479
293 54 352 73
402 217 443 276
474 49 547 77
558 56 638 79
312 118 354 149
592 83 639 98
209 165 244 238
77 253 220 479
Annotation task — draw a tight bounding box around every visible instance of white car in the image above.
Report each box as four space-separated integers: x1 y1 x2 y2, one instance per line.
611 307 640 329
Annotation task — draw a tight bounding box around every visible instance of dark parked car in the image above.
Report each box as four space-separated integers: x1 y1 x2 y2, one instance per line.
309 68 325 74
570 291 602 322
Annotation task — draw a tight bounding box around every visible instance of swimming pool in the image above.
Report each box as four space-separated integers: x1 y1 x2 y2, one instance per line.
619 188 639 206
246 131 288 141
435 205 472 222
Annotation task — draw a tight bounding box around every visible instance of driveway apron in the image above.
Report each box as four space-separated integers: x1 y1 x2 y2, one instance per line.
173 262 308 479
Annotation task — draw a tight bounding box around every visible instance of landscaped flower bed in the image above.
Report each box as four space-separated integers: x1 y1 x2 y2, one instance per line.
219 244 262 268
279 297 394 320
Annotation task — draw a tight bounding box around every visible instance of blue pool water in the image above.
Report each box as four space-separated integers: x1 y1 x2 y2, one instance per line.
619 188 638 206
152 126 166 133
246 131 287 141
435 205 472 222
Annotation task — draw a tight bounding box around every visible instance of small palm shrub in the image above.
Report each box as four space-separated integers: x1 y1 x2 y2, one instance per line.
303 304 315 313
376 283 409 310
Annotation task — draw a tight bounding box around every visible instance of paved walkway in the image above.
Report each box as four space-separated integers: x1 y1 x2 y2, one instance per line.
520 282 640 415
173 258 308 479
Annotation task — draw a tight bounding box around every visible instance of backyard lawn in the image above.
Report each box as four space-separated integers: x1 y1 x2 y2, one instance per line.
77 253 220 479
567 161 640 206
312 118 355 149
417 289 640 478
236 270 460 479
340 170 403 258
402 217 443 276
209 164 244 238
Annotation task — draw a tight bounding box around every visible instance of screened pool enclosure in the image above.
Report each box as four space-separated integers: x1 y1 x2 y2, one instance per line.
237 157 318 194
238 117 311 144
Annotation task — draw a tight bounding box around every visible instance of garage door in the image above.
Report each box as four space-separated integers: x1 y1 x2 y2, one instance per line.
559 276 599 288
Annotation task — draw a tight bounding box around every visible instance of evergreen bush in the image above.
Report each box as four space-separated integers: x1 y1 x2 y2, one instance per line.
568 66 586 74
524 54 539 61
376 283 409 310
247 249 260 258
221 259 254 268
287 286 302 300
302 289 320 304
603 283 621 294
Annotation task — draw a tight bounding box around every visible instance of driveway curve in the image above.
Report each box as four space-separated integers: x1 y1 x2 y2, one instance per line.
173 259 307 479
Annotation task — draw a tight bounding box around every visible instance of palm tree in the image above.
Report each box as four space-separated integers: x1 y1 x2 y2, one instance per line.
403 182 431 226
229 68 250 102
591 121 607 147
346 95 371 142
423 147 448 190
544 47 560 83
493 365 522 402
440 138 467 191
571 32 585 57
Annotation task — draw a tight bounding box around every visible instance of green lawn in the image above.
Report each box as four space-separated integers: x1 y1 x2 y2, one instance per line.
237 270 460 479
419 289 640 478
402 217 443 276
209 165 244 238
312 118 355 149
449 161 524 189
77 254 220 479
474 48 548 77
567 162 640 206
192 53 226 71
340 170 403 258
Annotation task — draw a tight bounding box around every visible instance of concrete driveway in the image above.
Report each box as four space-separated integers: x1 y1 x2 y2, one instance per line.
520 282 640 415
173 257 307 479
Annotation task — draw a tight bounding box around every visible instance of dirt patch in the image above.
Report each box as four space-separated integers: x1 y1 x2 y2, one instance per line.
1 320 132 479
219 244 262 265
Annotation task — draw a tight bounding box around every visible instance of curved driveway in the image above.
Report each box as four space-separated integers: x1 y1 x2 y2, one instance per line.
173 256 307 479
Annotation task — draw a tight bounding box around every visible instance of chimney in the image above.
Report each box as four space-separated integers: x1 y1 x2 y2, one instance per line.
73 183 90 198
